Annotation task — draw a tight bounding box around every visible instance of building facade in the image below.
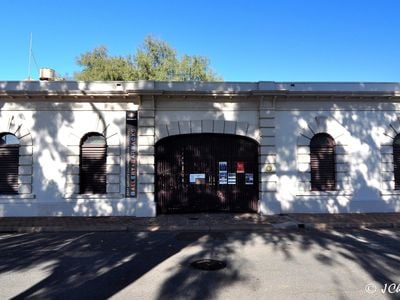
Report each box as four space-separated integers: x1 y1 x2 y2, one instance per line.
0 80 400 217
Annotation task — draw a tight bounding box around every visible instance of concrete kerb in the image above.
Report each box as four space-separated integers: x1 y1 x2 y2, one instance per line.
1 223 398 233
309 222 400 230
0 224 288 233
0 225 130 233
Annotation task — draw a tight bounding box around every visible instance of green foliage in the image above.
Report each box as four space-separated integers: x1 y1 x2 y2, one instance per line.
75 36 222 81
134 36 178 80
179 55 222 81
75 46 135 81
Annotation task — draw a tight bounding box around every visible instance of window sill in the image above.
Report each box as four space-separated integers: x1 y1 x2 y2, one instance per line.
63 194 124 199
0 194 35 200
296 191 352 197
380 191 400 195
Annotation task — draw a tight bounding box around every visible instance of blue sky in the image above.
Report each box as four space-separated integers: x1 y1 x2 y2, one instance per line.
1 0 400 82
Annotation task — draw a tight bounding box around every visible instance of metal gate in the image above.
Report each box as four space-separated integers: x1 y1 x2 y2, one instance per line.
156 133 259 213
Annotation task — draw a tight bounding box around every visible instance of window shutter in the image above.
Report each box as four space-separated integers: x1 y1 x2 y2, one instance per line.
79 134 107 194
0 134 20 194
310 133 336 191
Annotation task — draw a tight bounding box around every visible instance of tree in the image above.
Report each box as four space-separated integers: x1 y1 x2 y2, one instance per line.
75 36 222 81
134 36 178 80
178 55 218 81
75 46 135 81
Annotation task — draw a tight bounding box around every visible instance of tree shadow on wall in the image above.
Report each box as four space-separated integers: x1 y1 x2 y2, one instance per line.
0 81 128 216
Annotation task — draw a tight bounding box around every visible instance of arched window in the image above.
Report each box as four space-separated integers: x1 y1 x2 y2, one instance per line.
0 133 20 194
79 133 107 194
393 134 400 190
310 133 336 191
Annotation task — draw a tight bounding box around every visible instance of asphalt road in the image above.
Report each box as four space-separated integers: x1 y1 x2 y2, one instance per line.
0 228 399 300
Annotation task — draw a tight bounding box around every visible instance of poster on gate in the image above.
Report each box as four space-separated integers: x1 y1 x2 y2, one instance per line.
245 173 254 185
228 173 236 185
219 161 227 172
236 161 245 173
219 173 227 185
219 161 228 184
190 174 206 184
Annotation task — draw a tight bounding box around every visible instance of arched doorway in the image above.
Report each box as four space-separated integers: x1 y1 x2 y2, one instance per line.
155 133 259 213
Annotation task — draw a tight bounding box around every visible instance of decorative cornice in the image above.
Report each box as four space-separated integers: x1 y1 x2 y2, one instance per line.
2 80 400 100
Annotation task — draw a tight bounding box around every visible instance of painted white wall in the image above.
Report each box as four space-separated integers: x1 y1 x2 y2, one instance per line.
0 101 138 217
155 97 259 125
273 99 400 213
157 110 258 124
2 95 400 216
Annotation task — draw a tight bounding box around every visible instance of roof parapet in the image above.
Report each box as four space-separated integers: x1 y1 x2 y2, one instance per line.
1 80 400 98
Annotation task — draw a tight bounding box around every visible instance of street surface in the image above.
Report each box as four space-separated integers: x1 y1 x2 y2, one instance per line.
0 228 399 299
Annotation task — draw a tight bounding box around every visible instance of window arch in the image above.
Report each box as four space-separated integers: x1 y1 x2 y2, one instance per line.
79 132 107 194
393 134 400 190
310 133 336 191
0 133 20 194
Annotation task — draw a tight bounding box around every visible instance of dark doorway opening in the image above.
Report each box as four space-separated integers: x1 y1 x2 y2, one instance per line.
155 133 259 213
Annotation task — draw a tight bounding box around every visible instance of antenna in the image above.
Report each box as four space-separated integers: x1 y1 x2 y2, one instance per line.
27 33 33 80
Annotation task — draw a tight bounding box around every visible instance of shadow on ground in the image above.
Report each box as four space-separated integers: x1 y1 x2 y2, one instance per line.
0 228 399 299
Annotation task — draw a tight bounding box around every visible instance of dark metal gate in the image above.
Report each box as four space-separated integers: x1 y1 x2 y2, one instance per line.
156 134 259 213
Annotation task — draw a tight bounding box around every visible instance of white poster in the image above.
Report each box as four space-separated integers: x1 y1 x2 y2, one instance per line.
228 173 236 185
189 174 206 184
219 173 227 185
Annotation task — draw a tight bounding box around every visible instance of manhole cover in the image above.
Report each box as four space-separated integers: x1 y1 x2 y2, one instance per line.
190 259 227 271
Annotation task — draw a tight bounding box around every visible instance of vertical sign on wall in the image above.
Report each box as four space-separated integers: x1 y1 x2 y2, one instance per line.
126 111 138 197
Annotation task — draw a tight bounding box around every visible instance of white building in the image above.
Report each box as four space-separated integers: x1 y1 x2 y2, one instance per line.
0 80 400 217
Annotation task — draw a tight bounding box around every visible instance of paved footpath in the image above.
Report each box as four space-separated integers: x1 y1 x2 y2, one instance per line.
0 213 399 232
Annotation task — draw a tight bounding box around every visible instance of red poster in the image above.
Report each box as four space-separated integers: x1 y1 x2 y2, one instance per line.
236 161 245 173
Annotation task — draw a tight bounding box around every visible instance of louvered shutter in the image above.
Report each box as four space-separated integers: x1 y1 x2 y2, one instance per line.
393 135 400 190
79 134 107 194
310 133 336 191
0 136 19 194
